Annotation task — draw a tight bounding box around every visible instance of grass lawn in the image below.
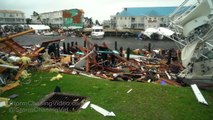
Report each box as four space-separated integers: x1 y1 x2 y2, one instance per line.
0 71 213 120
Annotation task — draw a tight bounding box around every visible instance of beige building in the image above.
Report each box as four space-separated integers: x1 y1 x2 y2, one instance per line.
0 10 25 25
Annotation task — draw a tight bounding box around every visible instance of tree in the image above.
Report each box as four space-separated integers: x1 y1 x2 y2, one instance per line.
89 17 93 27
26 18 32 24
33 11 43 24
95 20 100 26
84 17 94 27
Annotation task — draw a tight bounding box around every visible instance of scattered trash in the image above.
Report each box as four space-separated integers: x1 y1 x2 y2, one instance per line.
0 29 185 94
49 68 60 73
50 74 63 81
41 84 46 86
160 80 166 85
127 89 133 93
81 101 91 109
0 101 6 107
13 115 18 120
20 56 31 65
0 97 10 107
8 94 19 99
90 103 116 117
20 70 31 79
165 71 171 80
191 84 208 105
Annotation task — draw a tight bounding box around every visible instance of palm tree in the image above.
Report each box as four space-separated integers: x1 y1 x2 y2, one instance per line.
33 11 43 24
26 18 32 24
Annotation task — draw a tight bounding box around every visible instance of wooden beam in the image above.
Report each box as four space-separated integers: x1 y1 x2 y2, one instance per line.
0 29 35 42
27 47 45 58
15 64 28 80
4 39 23 56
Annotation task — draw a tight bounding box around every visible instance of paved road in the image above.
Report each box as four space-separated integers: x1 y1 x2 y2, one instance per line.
14 34 179 50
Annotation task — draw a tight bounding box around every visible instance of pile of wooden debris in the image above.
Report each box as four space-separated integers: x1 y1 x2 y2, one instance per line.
0 30 183 93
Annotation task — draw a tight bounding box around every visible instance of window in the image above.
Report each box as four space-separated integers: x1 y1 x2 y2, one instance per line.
131 17 135 22
16 18 20 22
9 14 13 17
120 17 122 20
138 24 144 28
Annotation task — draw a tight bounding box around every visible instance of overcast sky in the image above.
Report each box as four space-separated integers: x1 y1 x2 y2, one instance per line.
0 0 185 22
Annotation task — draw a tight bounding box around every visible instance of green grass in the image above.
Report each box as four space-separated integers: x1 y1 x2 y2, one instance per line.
0 71 213 120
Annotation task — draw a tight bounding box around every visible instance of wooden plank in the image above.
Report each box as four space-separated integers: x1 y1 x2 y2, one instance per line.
0 67 7 73
0 81 20 93
60 55 71 63
4 39 24 56
15 64 28 80
0 29 35 42
191 84 208 105
27 47 45 58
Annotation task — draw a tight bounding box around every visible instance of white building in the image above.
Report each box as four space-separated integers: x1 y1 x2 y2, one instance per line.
0 10 25 25
110 7 177 30
31 10 63 26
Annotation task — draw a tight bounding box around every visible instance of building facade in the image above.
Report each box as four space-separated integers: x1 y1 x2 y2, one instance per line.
110 7 176 30
31 9 84 28
0 10 25 25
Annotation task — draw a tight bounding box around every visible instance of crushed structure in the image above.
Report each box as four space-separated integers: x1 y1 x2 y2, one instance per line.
0 28 186 94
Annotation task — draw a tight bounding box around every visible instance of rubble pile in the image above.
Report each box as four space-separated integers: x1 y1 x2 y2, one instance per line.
0 30 184 93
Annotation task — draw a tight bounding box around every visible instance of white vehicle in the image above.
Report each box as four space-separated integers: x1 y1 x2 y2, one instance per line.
91 26 104 39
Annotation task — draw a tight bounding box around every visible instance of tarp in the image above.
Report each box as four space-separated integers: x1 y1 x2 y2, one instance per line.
28 25 50 30
143 28 158 38
181 40 199 67
144 27 174 38
68 26 83 29
157 27 175 37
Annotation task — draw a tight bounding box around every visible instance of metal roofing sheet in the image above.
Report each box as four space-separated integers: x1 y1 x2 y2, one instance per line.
117 7 177 17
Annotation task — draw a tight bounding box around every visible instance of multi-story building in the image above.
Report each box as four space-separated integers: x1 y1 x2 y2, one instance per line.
0 10 25 25
110 7 177 30
102 20 111 28
31 9 84 28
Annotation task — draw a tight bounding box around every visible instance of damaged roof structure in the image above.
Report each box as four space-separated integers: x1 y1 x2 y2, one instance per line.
0 29 65 92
